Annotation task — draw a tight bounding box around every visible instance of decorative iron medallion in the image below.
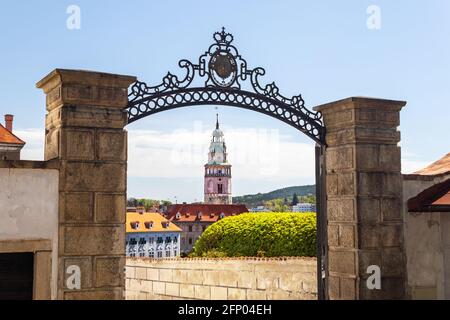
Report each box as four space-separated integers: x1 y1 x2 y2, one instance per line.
125 28 325 145
209 51 237 87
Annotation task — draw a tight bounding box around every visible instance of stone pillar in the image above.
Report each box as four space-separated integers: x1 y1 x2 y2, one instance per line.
37 69 136 300
315 97 407 299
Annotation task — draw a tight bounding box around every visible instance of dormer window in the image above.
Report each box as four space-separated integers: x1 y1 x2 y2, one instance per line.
210 213 215 218
130 221 140 230
176 212 181 219
186 213 190 217
197 212 202 219
162 221 170 228
219 212 225 219
144 221 153 229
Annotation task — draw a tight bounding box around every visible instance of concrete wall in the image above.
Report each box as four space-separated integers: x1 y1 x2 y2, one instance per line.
403 173 450 299
125 257 317 300
0 165 59 299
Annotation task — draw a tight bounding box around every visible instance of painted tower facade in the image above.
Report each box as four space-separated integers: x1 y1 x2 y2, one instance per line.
204 115 232 204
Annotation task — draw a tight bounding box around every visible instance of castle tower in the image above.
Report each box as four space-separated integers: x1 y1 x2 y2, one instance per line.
204 115 232 204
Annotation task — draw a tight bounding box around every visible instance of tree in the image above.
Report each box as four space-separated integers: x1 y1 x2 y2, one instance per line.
292 193 299 206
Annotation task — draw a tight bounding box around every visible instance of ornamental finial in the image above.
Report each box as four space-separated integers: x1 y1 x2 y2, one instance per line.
213 27 234 45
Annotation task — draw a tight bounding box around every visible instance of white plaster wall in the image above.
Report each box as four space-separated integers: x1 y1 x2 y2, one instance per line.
0 168 59 299
403 173 450 299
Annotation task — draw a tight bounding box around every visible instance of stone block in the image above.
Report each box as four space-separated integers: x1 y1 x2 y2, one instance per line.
210 286 228 300
246 289 266 300
326 147 354 170
382 248 406 277
338 172 354 195
237 271 256 289
228 288 246 300
266 289 290 300
379 145 401 172
95 257 124 287
64 192 93 222
159 269 173 282
302 274 317 293
326 174 338 195
166 283 180 297
147 268 159 281
153 281 166 295
97 131 126 161
357 198 380 223
340 278 356 300
358 172 382 196
95 193 126 223
279 272 303 292
328 225 339 247
381 224 403 247
328 250 356 275
218 271 239 287
381 173 402 197
256 272 279 290
64 130 95 160
194 285 211 300
358 251 381 277
180 284 195 299
359 224 380 249
63 257 92 289
381 198 402 222
339 225 355 248
62 226 125 255
64 288 123 300
125 266 135 279
355 145 379 170
135 267 147 280
64 162 126 192
328 276 340 300
203 270 222 286
327 199 355 222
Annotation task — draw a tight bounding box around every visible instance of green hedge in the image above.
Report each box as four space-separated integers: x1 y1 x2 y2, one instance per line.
192 212 316 257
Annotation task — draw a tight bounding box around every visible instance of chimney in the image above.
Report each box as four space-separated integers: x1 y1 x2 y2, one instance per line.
4 114 13 132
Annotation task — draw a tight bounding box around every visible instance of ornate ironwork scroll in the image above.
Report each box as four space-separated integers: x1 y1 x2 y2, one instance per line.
126 28 325 144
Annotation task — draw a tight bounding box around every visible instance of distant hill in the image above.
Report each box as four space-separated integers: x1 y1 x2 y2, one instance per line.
233 185 316 208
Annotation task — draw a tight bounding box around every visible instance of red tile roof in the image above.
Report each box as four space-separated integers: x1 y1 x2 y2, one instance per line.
414 152 450 176
0 124 25 145
408 178 450 212
166 204 248 222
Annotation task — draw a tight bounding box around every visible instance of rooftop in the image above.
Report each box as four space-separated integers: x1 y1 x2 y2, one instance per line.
0 123 25 145
126 212 182 233
413 152 450 176
166 203 248 222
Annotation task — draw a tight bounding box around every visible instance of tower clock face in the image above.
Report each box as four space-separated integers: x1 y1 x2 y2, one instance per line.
209 51 237 87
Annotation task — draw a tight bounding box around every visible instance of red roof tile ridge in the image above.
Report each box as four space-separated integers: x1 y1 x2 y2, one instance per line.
414 152 450 176
0 124 25 145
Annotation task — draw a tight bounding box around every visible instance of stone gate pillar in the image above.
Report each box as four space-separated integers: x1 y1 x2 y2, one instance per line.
37 69 136 299
315 97 407 299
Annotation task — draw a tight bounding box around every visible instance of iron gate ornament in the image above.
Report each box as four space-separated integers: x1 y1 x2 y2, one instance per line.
126 28 325 144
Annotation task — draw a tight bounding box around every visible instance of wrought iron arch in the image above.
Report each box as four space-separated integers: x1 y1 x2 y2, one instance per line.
125 28 325 145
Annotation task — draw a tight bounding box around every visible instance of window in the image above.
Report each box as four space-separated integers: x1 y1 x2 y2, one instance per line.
218 184 223 194
173 249 178 256
220 212 225 219
181 237 185 244
157 237 163 244
176 212 181 219
173 236 178 243
139 238 146 245
202 225 207 232
188 238 193 245
157 251 163 258
188 225 193 232
165 247 171 257
148 249 154 258
165 236 171 243
148 237 154 244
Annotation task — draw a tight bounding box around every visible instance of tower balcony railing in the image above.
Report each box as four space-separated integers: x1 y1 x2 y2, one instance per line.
204 173 232 177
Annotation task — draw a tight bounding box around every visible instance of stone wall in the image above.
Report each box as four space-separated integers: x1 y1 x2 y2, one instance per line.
403 172 450 299
125 257 317 300
0 160 60 299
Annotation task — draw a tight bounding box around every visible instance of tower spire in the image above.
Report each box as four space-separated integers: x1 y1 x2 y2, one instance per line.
216 113 219 130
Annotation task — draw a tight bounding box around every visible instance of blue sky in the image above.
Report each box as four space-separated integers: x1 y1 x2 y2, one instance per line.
0 1 449 202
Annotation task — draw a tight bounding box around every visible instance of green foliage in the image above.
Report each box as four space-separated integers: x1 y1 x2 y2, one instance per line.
232 185 316 208
127 198 172 211
264 198 291 212
192 212 316 257
292 193 299 206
